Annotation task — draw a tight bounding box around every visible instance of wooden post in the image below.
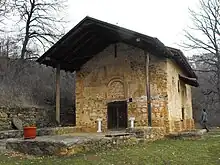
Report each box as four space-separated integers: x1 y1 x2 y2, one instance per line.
56 64 61 124
145 51 152 127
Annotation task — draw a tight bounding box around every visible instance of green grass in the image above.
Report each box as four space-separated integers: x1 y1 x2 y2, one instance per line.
1 135 220 165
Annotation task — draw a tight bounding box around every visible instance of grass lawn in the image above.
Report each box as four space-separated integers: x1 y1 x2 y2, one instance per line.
0 134 220 165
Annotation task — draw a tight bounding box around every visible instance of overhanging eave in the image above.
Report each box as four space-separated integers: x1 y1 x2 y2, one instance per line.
179 74 199 87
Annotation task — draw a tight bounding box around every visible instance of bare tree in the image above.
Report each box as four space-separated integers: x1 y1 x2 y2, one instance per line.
0 37 20 57
0 0 9 26
183 0 220 107
12 0 67 59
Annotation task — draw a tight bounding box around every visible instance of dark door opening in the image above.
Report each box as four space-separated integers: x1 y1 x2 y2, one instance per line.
60 106 76 127
107 101 128 130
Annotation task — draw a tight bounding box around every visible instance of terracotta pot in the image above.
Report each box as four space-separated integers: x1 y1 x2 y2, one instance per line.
23 126 37 139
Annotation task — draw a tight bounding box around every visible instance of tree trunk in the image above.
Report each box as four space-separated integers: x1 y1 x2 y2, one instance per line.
20 0 35 59
217 53 220 104
20 35 29 59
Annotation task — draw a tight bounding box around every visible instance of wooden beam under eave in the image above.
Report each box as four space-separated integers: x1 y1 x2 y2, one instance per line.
56 64 61 125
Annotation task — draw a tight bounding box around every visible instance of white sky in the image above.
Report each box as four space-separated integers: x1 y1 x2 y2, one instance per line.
67 0 199 56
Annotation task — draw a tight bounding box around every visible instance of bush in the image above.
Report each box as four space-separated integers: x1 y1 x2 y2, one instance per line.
0 58 75 108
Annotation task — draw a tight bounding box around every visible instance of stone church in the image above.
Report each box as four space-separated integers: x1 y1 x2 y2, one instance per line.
37 16 198 133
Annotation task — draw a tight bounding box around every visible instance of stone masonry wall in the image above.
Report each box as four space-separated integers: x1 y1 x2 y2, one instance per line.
127 54 169 132
149 54 169 133
75 43 169 132
0 107 56 130
76 43 147 131
167 60 194 132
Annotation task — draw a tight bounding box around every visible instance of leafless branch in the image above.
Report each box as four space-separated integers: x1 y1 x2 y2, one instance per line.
0 0 10 29
183 0 220 112
12 0 68 59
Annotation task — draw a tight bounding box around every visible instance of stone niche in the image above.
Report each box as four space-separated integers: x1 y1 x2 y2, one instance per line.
107 78 126 100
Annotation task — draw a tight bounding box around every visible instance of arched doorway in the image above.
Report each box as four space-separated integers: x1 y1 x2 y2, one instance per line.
107 79 128 130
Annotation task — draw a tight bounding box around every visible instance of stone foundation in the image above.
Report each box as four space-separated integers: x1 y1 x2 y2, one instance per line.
172 119 195 132
6 127 166 156
6 135 137 156
167 129 203 140
126 126 166 140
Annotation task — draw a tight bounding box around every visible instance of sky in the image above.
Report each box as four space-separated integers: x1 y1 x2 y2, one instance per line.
67 0 199 56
